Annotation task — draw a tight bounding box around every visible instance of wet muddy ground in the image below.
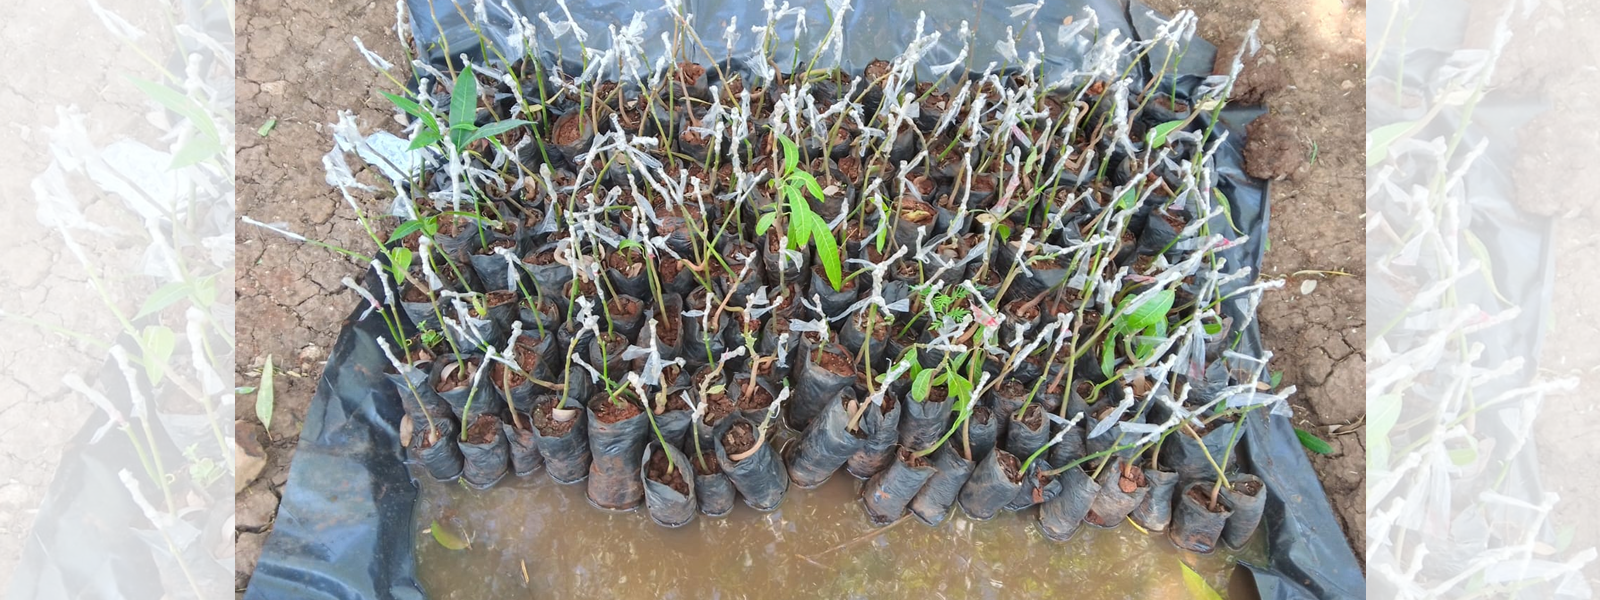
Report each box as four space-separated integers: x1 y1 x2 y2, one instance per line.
412 463 1258 599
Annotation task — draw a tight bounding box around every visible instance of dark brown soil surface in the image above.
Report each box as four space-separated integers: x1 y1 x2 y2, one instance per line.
692 451 723 475
702 387 735 425
998 451 1021 482
552 113 585 145
899 447 930 468
1244 114 1308 181
1187 485 1230 514
735 376 775 411
1235 478 1262 497
435 358 479 393
465 415 500 444
486 289 517 307
1118 461 1147 494
490 361 527 389
815 345 856 377
723 421 757 456
533 401 580 437
1018 403 1044 429
591 396 642 424
646 448 691 496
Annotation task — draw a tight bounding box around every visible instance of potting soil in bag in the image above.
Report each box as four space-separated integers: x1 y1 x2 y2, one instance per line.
787 392 871 488
860 448 937 526
585 396 651 511
713 414 789 511
907 444 976 526
641 442 697 528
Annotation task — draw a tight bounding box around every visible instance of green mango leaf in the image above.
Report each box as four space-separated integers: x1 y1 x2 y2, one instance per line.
1463 230 1514 306
1100 334 1117 378
141 326 175 385
381 90 441 134
776 132 800 174
792 170 826 202
171 136 222 169
1115 185 1139 210
126 76 219 144
912 369 934 402
194 275 218 307
135 282 192 320
465 119 531 145
1146 119 1186 147
810 214 844 291
755 211 778 236
1120 289 1175 333
430 519 471 550
389 247 414 278
408 128 441 151
1447 436 1480 467
1212 189 1244 235
1367 120 1416 167
1295 427 1334 455
1369 393 1401 445
946 372 973 403
1557 525 1577 553
388 219 430 244
1180 560 1223 600
1369 435 1391 472
258 355 276 436
450 65 478 132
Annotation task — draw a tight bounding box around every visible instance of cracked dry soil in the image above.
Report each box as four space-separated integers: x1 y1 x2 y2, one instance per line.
0 0 175 592
232 0 1368 593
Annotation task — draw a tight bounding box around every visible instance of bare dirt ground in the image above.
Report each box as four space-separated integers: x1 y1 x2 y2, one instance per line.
233 0 404 593
0 0 167 591
1485 0 1600 586
232 0 1368 593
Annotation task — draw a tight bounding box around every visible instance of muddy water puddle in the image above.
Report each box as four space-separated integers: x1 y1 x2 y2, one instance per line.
411 462 1262 599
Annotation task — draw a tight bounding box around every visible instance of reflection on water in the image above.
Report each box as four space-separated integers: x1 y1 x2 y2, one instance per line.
412 459 1260 599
